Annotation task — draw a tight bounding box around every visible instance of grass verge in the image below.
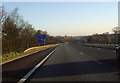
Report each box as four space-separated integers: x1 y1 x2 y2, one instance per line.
1 44 60 64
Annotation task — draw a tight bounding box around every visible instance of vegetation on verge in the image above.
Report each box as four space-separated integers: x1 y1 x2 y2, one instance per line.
2 44 60 63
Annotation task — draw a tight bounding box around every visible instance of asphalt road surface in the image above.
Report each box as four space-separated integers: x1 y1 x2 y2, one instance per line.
2 46 56 83
26 42 119 82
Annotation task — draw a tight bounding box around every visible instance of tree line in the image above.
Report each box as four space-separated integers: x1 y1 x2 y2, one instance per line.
1 6 63 54
80 27 120 44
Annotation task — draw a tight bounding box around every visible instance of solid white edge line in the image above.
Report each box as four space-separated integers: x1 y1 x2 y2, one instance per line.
17 47 57 83
94 60 102 65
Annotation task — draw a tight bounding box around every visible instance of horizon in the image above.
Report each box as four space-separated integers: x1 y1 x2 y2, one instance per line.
2 2 118 36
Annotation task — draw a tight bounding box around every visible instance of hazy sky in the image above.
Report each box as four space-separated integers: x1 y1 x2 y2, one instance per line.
2 2 118 36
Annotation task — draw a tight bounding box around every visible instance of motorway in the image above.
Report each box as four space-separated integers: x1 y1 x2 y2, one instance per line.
25 42 119 82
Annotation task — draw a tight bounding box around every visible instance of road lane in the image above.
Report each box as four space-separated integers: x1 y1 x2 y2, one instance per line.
2 46 57 83
18 48 57 83
69 42 118 66
27 43 119 82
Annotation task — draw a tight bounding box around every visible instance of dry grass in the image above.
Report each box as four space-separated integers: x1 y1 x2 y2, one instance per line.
1 44 60 64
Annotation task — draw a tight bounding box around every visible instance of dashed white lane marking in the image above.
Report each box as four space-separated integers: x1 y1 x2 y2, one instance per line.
82 51 102 65
17 47 57 83
80 52 102 65
97 48 101 49
81 52 84 55
113 50 116 53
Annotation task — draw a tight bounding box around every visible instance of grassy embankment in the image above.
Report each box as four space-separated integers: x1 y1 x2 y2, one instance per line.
1 44 60 64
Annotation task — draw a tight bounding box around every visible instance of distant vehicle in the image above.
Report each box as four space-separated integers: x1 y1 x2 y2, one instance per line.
116 46 120 58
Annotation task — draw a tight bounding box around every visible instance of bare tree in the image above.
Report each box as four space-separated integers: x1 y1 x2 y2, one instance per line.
2 6 64 54
113 27 120 44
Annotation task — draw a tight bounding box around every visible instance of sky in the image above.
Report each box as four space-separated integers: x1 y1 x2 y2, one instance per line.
2 2 118 36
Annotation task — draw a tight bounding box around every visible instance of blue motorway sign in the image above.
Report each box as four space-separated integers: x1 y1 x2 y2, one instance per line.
37 34 46 44
37 39 45 43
